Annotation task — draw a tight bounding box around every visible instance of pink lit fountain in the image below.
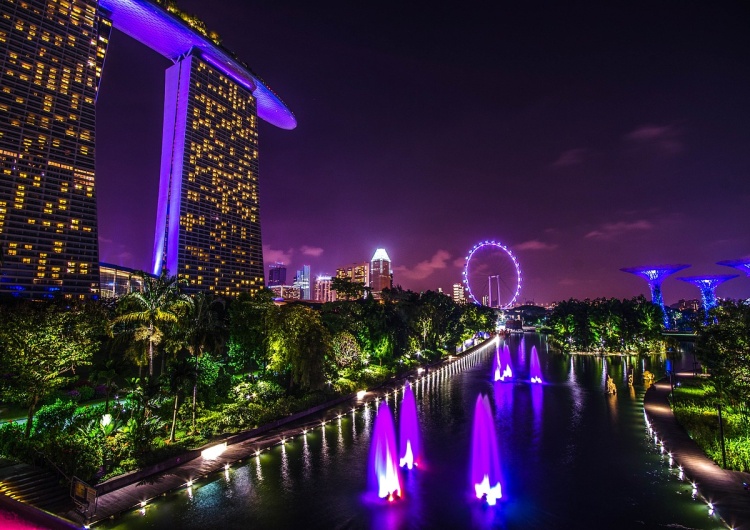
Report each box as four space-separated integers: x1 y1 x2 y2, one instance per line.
529 346 543 384
495 344 513 382
369 401 403 502
399 382 421 470
471 394 503 505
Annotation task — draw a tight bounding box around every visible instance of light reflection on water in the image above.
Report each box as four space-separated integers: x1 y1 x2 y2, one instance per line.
101 336 721 530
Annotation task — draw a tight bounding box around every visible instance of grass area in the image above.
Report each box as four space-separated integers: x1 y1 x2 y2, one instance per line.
671 377 750 472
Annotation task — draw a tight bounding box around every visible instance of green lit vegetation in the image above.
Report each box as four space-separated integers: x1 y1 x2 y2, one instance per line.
155 0 221 44
671 300 750 471
547 296 666 354
0 276 495 483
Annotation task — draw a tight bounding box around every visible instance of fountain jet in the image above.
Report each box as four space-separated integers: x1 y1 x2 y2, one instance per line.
471 394 503 505
495 344 513 381
529 346 543 384
399 382 421 470
369 402 402 501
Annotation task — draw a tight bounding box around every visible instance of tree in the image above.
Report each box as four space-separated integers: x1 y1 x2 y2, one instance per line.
113 270 191 377
0 301 101 438
182 292 226 432
331 277 365 300
268 304 332 391
227 289 276 378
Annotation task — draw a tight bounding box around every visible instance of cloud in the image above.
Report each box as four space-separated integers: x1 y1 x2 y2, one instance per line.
551 148 588 168
300 245 324 257
516 239 558 251
263 244 293 264
624 124 683 156
585 220 653 240
395 250 452 281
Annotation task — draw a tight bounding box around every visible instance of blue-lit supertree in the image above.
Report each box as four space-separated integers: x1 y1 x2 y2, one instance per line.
678 275 738 322
717 258 750 278
620 265 690 328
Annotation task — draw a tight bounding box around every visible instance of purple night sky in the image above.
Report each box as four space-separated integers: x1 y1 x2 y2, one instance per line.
95 0 750 305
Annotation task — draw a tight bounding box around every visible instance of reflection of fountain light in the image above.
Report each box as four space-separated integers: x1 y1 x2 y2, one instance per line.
399 382 421 470
471 394 503 506
529 346 544 384
369 402 403 501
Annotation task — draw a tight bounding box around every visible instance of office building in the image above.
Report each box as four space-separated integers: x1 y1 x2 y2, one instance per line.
314 275 335 303
268 262 287 286
294 264 311 300
370 248 392 297
99 262 145 298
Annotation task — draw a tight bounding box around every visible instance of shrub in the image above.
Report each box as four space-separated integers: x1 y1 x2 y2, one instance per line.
32 399 78 437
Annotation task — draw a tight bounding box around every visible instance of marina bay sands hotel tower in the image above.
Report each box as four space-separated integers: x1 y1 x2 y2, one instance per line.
0 0 295 299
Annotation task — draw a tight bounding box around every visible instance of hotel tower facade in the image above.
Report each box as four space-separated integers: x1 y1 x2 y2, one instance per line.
0 0 295 299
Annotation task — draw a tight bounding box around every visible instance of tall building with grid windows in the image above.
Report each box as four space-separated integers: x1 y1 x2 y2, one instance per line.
0 0 110 298
151 52 264 295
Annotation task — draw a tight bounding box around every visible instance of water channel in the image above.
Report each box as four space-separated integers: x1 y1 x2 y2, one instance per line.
101 334 721 530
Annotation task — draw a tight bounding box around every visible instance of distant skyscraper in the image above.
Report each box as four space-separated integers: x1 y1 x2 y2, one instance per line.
370 248 392 297
453 283 466 304
268 262 287 287
335 262 369 298
0 0 110 299
314 275 336 302
294 265 311 300
152 52 264 296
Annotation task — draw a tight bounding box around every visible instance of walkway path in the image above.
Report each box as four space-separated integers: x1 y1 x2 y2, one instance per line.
644 373 750 530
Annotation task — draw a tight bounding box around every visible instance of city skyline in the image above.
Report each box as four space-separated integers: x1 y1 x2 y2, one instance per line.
96 0 750 304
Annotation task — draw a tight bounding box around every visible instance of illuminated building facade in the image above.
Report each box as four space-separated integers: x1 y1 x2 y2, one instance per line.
99 262 145 298
151 53 264 295
294 264 310 300
0 0 110 298
453 283 466 304
269 284 300 300
335 261 369 298
314 275 335 303
370 248 392 297
268 262 287 286
0 0 294 299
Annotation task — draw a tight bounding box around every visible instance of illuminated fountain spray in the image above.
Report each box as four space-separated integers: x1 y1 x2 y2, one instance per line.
492 344 502 382
471 394 503 506
529 346 543 384
369 402 402 501
399 381 421 470
496 344 513 381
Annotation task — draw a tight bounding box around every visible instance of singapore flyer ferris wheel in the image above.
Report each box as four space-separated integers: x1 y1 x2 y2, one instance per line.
462 240 522 309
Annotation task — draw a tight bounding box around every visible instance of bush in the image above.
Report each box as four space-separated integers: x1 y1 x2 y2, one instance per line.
76 385 95 402
32 399 78 437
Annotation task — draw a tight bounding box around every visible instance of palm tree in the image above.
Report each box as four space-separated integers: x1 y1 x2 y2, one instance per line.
182 292 226 432
113 271 191 377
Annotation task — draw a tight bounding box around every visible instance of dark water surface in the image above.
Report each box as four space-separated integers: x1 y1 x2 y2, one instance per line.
100 335 721 529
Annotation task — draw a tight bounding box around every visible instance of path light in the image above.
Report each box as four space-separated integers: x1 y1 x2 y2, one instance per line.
357 390 367 400
186 480 193 488
303 428 308 435
707 502 714 515
201 442 227 460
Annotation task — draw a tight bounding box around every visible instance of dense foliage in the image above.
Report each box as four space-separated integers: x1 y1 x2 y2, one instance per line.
547 296 665 354
0 280 495 483
668 300 750 471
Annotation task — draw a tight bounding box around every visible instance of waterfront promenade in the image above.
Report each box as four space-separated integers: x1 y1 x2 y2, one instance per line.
644 374 750 530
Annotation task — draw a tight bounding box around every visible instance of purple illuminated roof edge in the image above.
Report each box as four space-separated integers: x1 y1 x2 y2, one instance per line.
100 0 296 130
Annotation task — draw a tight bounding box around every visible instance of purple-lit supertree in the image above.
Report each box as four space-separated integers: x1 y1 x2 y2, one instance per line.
620 265 690 328
717 258 750 277
678 275 738 321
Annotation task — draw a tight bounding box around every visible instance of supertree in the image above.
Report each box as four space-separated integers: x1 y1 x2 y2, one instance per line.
678 275 738 321
620 265 690 328
717 258 750 277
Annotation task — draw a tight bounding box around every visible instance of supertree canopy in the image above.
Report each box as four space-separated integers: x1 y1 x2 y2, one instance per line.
717 258 750 277
620 265 690 328
678 275 738 320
